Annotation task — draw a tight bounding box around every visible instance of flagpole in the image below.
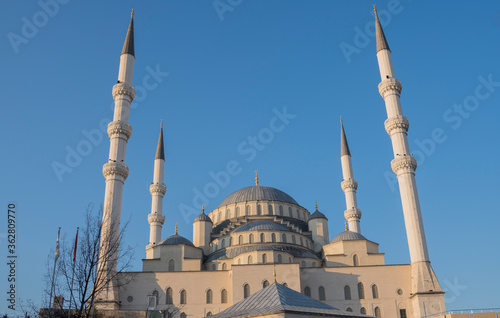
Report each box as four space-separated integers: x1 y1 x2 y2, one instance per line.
48 227 61 318
68 227 79 318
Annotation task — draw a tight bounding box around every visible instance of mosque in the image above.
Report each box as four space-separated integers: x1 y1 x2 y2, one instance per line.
94 8 446 318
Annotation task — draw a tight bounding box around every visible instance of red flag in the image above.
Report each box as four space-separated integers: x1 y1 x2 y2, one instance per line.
55 227 61 261
73 227 79 262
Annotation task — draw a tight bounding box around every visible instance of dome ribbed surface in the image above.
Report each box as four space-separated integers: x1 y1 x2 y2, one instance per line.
159 234 195 247
233 220 290 233
331 231 367 243
218 186 298 208
194 213 212 222
308 210 327 220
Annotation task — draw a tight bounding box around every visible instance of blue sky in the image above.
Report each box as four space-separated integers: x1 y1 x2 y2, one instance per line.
1 0 499 313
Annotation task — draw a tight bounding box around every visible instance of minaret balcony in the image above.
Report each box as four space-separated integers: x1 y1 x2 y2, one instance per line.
378 78 402 98
102 161 129 180
341 179 358 191
112 82 136 101
384 115 409 136
107 121 133 140
391 155 417 174
150 183 167 195
344 208 362 220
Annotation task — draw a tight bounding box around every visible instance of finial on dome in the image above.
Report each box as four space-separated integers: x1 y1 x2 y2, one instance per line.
161 119 163 129
255 170 259 186
174 222 178 235
273 264 277 283
202 203 205 214
373 4 377 14
315 201 318 211
345 220 349 231
131 7 135 18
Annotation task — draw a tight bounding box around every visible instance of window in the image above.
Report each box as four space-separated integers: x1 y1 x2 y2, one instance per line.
249 234 254 243
279 206 283 216
277 254 282 263
237 258 241 264
236 206 241 217
180 290 187 304
358 282 365 299
268 204 273 215
304 287 311 297
260 233 265 243
292 236 296 244
180 313 186 318
300 237 303 246
248 255 253 264
262 254 267 263
372 284 379 299
353 254 359 266
288 207 292 216
282 234 287 243
221 289 227 303
246 205 251 215
212 264 216 270
400 309 407 318
206 289 213 304
289 257 292 263
221 239 225 248
271 233 276 242
263 280 269 288
207 312 212 316
222 263 227 270
344 285 351 300
257 205 262 215
243 284 250 298
318 286 326 300
301 261 306 268
282 282 288 287
152 290 159 305
375 307 382 317
168 259 175 271
165 287 173 304
239 235 243 245
225 209 229 219
346 308 353 312
360 307 367 315
312 262 316 267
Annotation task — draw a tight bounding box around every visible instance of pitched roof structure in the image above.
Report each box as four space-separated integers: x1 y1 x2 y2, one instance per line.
374 6 390 53
122 10 135 57
340 118 351 157
208 283 367 318
155 122 165 160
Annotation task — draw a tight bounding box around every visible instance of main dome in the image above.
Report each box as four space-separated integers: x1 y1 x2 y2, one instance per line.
218 186 299 208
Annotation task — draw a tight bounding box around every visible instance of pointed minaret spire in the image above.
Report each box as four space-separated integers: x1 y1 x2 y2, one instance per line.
340 118 362 234
155 120 165 160
374 5 390 53
122 9 135 57
255 170 259 186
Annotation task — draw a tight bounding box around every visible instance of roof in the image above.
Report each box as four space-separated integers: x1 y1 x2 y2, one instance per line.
375 8 390 53
340 119 351 157
155 123 165 160
331 230 367 243
233 220 290 233
158 234 194 247
194 212 212 222
218 186 299 208
208 283 364 318
309 210 327 220
122 13 135 57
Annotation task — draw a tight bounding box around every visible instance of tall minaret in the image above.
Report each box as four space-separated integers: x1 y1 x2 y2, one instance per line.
148 121 166 249
97 10 135 308
340 118 362 234
374 7 444 316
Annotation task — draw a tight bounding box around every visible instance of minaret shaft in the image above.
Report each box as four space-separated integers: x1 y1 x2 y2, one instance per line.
148 126 166 248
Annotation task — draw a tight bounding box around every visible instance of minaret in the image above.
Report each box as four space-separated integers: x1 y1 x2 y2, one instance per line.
374 7 444 316
97 10 135 308
340 118 362 234
147 121 167 249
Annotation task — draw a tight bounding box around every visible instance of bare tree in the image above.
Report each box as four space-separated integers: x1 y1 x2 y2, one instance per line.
42 205 135 318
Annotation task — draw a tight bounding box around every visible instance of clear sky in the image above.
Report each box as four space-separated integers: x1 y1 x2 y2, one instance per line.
1 0 499 314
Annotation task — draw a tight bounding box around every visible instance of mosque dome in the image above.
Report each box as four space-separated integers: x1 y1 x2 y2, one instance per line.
159 234 195 247
218 186 299 207
233 220 290 233
330 230 367 243
194 212 212 222
308 210 327 220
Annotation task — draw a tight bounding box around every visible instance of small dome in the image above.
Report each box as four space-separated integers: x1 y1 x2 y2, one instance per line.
330 230 367 243
233 220 290 233
218 186 299 208
308 210 327 220
159 234 195 247
194 212 212 222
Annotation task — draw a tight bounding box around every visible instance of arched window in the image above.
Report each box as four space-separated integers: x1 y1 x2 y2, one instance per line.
243 284 250 298
277 254 282 263
312 262 316 267
358 282 365 299
360 307 367 315
304 287 311 297
239 235 243 245
282 234 287 243
288 207 292 217
372 284 379 299
225 209 229 219
346 308 353 312
292 236 296 244
207 312 212 316
288 257 292 263
237 258 241 264
353 254 359 266
300 237 303 246
374 307 381 317
152 290 159 305
221 239 225 248
279 206 283 216
165 287 173 304
344 285 351 300
180 289 187 304
180 313 186 318
271 233 276 242
263 280 269 288
236 206 241 217
301 261 306 268
257 205 262 215
218 211 222 221
262 254 267 263
268 204 273 215
221 289 227 303
222 263 227 270
246 205 251 215
206 289 213 304
282 282 288 287
248 255 253 264
249 234 254 243
318 286 326 300
212 264 216 270
260 233 265 243
168 259 175 271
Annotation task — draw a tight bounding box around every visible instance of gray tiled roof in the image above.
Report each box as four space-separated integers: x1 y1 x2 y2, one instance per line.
122 15 135 57
158 234 194 247
331 230 367 243
233 220 290 233
309 210 327 220
194 212 212 222
218 186 299 208
375 9 390 53
208 283 366 318
155 125 165 160
340 119 351 157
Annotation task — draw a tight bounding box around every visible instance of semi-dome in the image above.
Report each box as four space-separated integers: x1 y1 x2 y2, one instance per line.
159 234 195 247
330 230 367 243
233 220 290 233
218 186 299 208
